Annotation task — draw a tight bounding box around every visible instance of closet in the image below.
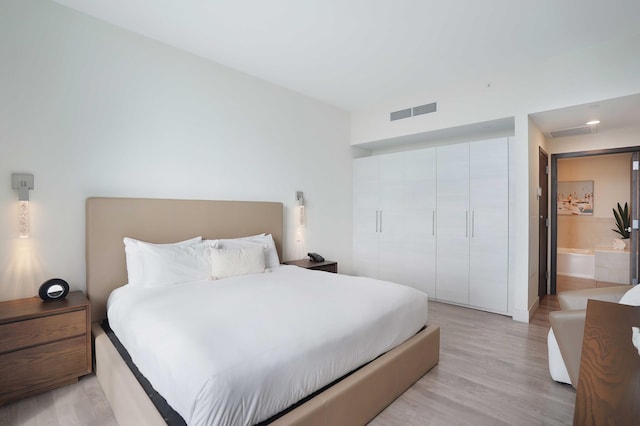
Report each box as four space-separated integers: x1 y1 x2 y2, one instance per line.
353 137 509 314
353 148 436 296
436 138 509 312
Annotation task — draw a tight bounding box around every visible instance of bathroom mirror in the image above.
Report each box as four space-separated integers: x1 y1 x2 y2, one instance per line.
558 180 594 215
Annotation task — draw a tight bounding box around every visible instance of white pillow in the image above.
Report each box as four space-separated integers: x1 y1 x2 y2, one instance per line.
210 246 267 280
124 236 202 286
217 234 280 269
205 233 264 245
619 284 640 306
138 243 211 287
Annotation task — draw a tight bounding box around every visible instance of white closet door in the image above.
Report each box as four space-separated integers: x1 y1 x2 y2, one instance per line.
353 156 380 278
469 138 509 312
436 143 470 304
378 152 408 282
402 148 437 297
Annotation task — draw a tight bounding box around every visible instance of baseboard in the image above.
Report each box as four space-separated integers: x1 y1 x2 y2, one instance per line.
512 297 539 323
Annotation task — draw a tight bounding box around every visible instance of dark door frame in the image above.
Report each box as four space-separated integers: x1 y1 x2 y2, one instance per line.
550 146 640 294
539 148 549 298
632 152 639 284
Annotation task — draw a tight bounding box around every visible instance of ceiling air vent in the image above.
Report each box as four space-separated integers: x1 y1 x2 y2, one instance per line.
549 125 595 138
390 108 412 121
390 101 438 121
413 102 437 116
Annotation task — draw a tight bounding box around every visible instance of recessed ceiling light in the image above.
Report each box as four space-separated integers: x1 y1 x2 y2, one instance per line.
586 120 600 125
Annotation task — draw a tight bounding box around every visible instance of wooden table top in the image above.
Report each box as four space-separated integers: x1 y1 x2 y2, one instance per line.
574 299 640 426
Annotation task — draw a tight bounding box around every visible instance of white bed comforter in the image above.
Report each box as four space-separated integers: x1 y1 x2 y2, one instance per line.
107 265 428 425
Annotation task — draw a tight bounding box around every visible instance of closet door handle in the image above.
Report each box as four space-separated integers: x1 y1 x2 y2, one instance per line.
432 210 435 236
472 210 475 238
465 210 469 238
379 210 383 233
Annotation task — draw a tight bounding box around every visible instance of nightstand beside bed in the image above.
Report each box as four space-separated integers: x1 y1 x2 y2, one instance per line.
0 291 92 405
282 259 338 273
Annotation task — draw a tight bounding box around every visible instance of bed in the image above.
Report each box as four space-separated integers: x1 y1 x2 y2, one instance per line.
86 197 440 426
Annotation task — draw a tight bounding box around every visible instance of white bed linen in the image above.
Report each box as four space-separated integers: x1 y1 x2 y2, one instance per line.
107 265 428 426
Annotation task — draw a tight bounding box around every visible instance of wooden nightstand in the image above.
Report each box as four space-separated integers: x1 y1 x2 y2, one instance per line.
283 259 338 273
0 291 92 405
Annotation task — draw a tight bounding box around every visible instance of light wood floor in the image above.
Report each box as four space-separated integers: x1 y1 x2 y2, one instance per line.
370 296 574 425
556 274 626 293
0 297 574 426
0 371 117 426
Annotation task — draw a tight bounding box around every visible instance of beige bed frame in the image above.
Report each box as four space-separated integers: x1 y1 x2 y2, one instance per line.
86 197 440 426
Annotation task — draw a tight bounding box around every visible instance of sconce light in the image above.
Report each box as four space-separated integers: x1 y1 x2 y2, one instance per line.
586 120 600 133
295 191 305 227
11 173 34 238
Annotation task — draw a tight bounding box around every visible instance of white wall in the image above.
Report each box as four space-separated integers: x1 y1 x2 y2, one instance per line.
0 0 352 301
558 154 631 218
351 32 640 321
557 153 632 250
548 124 640 155
351 34 640 146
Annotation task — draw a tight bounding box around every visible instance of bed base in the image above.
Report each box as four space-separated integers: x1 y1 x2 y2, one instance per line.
93 322 439 426
86 197 440 425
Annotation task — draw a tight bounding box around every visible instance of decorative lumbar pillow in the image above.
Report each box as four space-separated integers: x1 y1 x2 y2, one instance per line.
210 246 267 280
619 284 640 306
124 236 202 286
137 243 211 288
218 234 280 269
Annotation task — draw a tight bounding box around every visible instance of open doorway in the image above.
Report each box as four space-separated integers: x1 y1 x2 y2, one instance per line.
550 147 640 294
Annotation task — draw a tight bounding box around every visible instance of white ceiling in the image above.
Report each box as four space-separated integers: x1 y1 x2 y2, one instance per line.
52 0 640 113
530 93 640 138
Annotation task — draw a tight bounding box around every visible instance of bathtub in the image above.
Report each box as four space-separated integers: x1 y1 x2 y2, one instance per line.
557 247 595 279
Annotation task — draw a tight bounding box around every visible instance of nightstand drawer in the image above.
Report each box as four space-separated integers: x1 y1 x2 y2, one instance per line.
0 310 86 354
0 335 88 401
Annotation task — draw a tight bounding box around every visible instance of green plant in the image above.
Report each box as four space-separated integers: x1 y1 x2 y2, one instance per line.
612 202 631 239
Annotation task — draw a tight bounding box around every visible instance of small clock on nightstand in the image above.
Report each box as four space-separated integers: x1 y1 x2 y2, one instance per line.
282 259 338 273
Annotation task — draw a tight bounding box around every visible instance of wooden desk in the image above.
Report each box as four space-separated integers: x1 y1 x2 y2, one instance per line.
573 299 640 425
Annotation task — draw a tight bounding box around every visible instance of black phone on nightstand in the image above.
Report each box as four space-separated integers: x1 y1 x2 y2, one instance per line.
308 252 325 262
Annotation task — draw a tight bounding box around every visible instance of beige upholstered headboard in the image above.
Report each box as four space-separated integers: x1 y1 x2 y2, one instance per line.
86 197 283 322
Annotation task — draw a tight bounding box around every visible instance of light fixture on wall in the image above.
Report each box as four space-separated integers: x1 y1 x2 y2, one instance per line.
586 120 600 132
295 191 305 227
11 173 34 238
294 191 306 259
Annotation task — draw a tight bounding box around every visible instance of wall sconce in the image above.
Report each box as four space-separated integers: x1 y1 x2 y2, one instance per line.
12 173 34 238
295 191 305 227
